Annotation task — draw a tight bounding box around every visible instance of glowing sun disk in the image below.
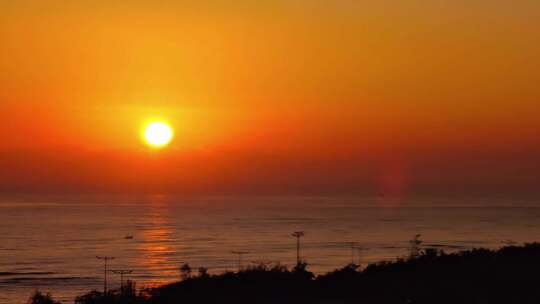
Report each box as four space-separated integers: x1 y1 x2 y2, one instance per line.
144 122 173 148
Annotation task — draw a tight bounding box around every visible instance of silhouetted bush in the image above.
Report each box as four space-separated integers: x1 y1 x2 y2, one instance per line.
28 291 61 304
75 281 146 304
197 266 209 278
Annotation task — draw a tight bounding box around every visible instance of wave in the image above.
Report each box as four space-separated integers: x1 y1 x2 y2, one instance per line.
0 271 56 276
0 276 100 285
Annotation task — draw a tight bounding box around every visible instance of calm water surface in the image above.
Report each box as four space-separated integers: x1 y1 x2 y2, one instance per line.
1 195 539 303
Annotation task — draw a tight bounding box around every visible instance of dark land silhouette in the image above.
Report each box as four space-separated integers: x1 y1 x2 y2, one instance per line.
29 243 540 304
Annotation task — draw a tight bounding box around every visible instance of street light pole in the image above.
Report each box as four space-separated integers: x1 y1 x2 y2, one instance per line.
96 256 115 294
292 231 305 265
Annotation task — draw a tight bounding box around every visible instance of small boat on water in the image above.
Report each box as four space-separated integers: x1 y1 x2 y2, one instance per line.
124 235 134 239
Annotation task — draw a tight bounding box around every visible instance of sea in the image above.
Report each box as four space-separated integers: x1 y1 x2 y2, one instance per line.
1 195 539 303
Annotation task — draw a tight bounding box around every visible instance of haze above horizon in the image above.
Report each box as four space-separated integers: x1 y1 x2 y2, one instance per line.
1 0 539 198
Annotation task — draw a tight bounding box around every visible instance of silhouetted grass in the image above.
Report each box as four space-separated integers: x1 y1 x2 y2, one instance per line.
31 243 540 304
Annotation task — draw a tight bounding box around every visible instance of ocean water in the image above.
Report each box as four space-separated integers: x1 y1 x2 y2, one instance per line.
1 195 539 303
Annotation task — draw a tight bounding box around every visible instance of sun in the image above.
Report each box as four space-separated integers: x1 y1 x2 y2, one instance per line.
143 121 174 148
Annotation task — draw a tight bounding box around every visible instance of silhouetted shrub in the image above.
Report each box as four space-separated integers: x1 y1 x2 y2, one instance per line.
28 291 61 304
74 282 146 304
197 267 209 278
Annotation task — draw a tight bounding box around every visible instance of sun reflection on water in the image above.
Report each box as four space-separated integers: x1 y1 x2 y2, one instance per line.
136 195 180 286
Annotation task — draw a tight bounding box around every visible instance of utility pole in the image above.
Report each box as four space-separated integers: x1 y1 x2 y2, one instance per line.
292 231 305 265
110 269 133 291
231 251 249 271
96 256 115 294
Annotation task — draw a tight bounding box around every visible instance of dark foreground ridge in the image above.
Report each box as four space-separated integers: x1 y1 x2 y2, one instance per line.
30 243 540 304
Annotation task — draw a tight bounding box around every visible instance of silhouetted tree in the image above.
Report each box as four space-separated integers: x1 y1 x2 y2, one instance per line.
180 263 192 280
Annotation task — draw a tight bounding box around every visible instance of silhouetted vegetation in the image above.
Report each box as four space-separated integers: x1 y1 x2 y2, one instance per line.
28 291 61 304
179 263 192 280
73 281 147 304
32 243 540 304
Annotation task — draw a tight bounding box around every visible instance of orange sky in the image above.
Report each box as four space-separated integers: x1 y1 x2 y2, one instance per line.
1 1 539 196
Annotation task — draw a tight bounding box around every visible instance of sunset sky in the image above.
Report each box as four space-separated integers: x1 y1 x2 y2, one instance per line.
1 0 539 196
